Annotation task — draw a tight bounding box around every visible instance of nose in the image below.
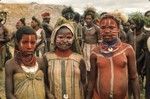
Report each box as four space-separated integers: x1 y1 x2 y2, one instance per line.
26 43 33 50
62 38 68 43
104 28 111 34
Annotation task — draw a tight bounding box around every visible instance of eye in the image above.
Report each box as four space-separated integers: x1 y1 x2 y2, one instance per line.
22 41 28 44
57 35 64 39
31 41 36 44
66 36 72 39
109 26 115 29
59 36 63 39
100 26 106 29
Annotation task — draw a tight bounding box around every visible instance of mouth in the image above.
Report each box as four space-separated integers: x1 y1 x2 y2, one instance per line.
103 35 113 38
57 43 72 50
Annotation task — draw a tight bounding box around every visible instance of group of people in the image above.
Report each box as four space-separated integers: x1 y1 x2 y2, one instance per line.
0 6 150 99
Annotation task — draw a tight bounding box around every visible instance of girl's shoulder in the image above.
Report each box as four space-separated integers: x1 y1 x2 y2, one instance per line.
69 52 84 62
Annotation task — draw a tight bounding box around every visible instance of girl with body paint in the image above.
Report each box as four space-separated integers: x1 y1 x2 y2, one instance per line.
87 14 140 99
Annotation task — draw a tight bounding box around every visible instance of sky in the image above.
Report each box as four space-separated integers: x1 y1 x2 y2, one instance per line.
0 0 150 14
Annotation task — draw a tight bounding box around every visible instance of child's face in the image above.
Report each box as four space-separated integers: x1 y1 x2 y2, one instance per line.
31 20 38 28
55 27 74 50
100 18 120 41
18 34 37 55
85 15 93 25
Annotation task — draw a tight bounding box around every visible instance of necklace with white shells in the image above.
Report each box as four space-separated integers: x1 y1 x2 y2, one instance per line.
100 40 122 54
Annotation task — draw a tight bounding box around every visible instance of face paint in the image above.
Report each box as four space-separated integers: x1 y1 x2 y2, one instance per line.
55 27 74 50
100 18 120 41
18 34 37 55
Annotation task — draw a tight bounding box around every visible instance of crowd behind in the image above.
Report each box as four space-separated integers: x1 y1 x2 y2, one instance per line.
0 6 150 99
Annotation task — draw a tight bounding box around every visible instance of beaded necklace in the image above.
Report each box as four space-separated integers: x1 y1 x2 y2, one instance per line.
100 39 122 54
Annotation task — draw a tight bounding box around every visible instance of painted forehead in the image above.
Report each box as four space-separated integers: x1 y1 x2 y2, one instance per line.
21 34 36 41
100 18 118 27
57 26 73 35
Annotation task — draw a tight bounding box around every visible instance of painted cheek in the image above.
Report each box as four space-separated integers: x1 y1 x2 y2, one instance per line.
56 38 62 44
112 31 119 35
67 38 74 44
20 42 27 50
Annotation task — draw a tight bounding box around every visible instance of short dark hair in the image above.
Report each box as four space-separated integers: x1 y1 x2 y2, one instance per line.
74 12 81 23
32 16 41 26
15 26 37 43
84 12 95 19
145 10 150 17
83 7 96 19
19 18 26 26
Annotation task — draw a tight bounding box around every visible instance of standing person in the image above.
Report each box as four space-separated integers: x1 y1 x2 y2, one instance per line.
0 23 10 71
87 14 140 99
31 16 46 57
5 26 49 99
61 6 75 21
122 21 134 47
41 12 53 52
130 13 146 91
73 12 83 48
43 23 86 99
143 10 150 99
16 18 26 30
82 7 100 74
128 12 146 99
10 18 26 57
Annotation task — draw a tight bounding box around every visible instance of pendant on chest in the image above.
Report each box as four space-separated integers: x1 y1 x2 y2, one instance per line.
108 47 113 52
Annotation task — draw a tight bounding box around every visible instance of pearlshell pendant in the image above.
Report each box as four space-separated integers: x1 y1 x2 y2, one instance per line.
108 47 113 52
63 94 68 99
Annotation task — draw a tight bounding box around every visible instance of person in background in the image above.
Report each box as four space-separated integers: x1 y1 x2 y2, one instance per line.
82 7 100 77
142 10 150 99
31 16 46 57
0 23 10 71
10 18 26 58
41 12 53 52
16 18 26 30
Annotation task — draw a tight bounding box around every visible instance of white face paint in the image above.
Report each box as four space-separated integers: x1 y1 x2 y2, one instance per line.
21 35 32 48
55 27 74 50
100 18 120 41
19 34 36 54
